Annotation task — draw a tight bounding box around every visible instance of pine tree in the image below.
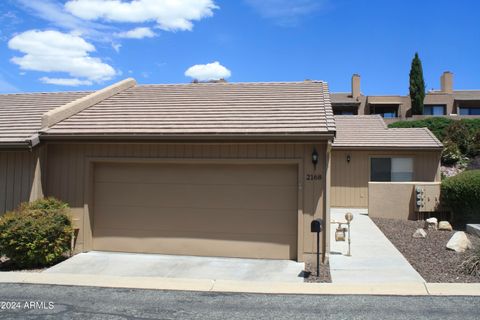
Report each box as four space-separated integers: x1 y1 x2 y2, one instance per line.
409 52 426 115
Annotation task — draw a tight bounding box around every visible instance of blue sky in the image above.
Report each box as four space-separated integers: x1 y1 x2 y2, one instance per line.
0 0 479 95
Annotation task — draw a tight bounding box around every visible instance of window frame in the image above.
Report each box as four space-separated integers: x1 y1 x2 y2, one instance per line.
423 104 446 116
369 155 415 182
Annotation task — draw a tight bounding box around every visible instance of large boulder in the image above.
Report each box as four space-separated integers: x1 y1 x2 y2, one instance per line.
438 221 453 231
412 228 427 238
446 232 473 253
425 217 438 230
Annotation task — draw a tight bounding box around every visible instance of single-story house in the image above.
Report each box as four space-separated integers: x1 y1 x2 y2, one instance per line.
0 79 442 262
331 115 443 208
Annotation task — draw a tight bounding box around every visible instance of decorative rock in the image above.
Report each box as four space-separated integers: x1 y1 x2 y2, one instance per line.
425 217 438 230
438 221 453 231
446 231 473 253
412 228 427 238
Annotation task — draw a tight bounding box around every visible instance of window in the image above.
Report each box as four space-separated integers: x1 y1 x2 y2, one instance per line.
370 104 399 118
424 105 445 116
370 157 413 182
333 106 358 115
459 107 480 115
334 110 354 115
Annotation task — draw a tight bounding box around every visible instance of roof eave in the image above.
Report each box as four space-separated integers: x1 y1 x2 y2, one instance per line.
331 145 443 151
0 142 31 150
39 132 336 142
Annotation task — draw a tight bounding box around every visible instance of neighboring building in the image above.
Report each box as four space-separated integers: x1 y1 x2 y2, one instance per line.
0 79 442 262
331 72 480 120
331 115 442 208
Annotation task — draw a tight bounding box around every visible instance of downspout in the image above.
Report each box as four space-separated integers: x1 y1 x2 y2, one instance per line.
323 140 332 263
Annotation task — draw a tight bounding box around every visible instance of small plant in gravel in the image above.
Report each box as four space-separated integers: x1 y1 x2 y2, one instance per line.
458 245 480 278
0 198 73 269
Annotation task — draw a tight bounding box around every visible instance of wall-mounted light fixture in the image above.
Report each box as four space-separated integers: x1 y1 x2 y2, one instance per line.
312 148 319 170
346 154 351 163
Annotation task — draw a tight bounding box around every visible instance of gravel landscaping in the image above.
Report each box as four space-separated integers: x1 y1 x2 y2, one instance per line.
372 217 480 283
303 261 331 283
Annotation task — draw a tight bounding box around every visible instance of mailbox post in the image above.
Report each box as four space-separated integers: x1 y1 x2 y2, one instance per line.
310 219 322 277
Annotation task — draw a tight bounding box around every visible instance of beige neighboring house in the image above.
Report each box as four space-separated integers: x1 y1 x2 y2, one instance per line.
0 78 441 262
331 115 443 208
331 72 480 120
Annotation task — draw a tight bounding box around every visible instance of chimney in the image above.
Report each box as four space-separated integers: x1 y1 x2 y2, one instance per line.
441 71 453 93
351 74 361 99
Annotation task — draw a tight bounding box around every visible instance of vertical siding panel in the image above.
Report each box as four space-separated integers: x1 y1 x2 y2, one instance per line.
265 144 276 159
5 153 15 211
229 144 238 158
285 144 294 158
166 144 175 158
21 151 31 202
247 144 257 158
211 144 221 158
275 144 285 159
219 144 231 159
0 153 6 214
12 152 22 207
75 144 85 207
183 144 192 158
238 144 248 158
256 144 266 158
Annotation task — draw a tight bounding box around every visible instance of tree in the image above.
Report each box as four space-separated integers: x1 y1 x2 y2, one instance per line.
409 52 426 115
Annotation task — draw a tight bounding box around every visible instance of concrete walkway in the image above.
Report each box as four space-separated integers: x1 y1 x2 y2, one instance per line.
44 251 305 283
329 208 425 283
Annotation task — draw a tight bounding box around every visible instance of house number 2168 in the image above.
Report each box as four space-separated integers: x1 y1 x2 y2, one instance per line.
306 174 322 181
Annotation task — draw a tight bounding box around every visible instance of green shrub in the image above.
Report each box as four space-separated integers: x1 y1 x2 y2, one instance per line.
441 170 480 227
441 140 464 166
444 121 476 157
388 117 454 141
0 198 72 268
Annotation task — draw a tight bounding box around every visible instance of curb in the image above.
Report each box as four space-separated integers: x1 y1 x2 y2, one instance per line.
0 273 479 296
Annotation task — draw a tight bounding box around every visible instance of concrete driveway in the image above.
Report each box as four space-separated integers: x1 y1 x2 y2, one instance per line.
44 251 305 283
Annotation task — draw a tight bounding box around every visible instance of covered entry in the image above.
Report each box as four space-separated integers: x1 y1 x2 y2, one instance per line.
92 161 298 259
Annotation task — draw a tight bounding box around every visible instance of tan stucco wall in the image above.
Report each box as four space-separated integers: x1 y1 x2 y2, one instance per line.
0 147 44 215
43 142 329 262
330 149 441 208
368 182 441 220
424 93 454 115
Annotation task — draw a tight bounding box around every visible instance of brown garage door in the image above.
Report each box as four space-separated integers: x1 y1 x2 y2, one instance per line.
92 162 298 259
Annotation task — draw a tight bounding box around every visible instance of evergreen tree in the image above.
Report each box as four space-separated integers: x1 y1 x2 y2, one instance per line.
409 52 426 115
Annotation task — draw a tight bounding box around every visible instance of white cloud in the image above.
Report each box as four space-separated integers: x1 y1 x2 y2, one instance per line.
65 0 218 31
40 77 93 86
185 61 231 81
116 27 156 39
17 0 112 41
8 30 116 86
245 0 325 25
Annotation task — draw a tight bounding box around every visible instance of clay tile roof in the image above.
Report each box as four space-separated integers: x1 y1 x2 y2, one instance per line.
0 91 92 146
332 115 443 149
44 81 336 137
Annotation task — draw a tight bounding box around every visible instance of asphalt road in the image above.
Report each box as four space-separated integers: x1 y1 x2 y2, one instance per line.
0 283 478 320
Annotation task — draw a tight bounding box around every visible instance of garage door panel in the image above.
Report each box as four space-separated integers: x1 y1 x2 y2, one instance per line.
95 183 297 211
93 162 298 260
94 205 297 235
95 163 297 187
93 228 297 259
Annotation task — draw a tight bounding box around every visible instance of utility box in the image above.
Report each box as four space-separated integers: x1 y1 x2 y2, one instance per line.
414 184 440 212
